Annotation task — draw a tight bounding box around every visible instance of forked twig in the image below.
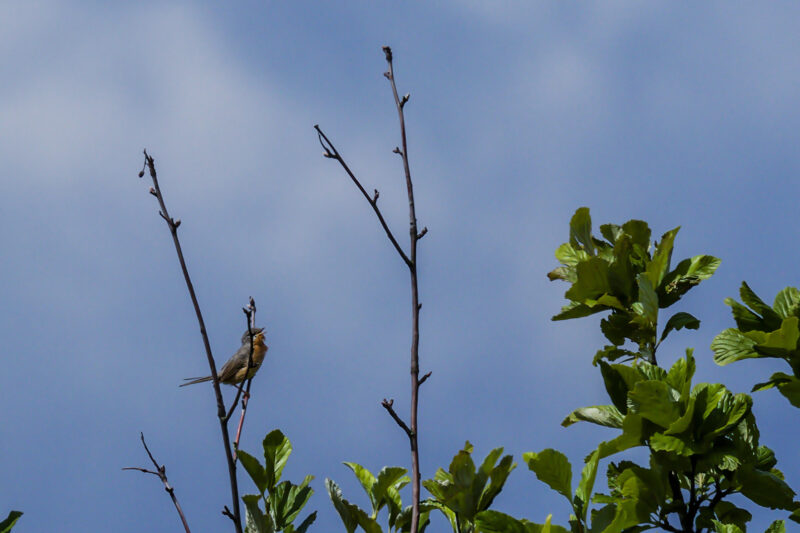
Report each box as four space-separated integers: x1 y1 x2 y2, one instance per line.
123 433 191 533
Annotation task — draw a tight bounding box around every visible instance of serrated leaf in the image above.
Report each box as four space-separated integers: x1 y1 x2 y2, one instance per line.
764 520 786 533
712 328 760 366
326 478 361 533
243 494 270 533
774 287 800 319
524 449 572 501
660 312 700 342
565 258 612 303
562 405 624 428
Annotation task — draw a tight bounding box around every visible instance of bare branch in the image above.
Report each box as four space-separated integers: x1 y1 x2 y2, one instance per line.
381 399 412 439
124 433 191 533
418 371 432 386
140 151 243 533
314 126 412 268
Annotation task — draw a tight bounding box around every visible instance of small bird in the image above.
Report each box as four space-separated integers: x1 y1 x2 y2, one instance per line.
180 327 268 387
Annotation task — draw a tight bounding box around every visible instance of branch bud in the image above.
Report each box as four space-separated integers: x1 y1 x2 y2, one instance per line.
401 93 410 107
173 218 181 228
382 46 393 62
149 187 157 196
138 170 145 178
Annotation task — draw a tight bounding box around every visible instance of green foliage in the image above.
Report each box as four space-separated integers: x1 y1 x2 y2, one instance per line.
326 463 430 533
540 208 797 532
549 207 719 365
422 441 516 533
712 282 800 408
0 512 21 533
239 429 316 533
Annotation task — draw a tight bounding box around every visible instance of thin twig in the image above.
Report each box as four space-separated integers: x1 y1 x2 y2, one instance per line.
381 399 413 438
316 47 428 533
314 125 412 268
383 45 425 533
139 151 243 533
123 432 191 533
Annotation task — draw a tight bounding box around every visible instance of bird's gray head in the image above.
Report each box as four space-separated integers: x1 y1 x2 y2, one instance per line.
240 327 265 344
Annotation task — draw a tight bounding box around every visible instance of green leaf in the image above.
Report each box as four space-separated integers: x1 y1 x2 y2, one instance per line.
561 405 624 428
627 381 680 428
478 453 516 512
373 466 408 514
712 328 760 366
473 510 528 533
243 494 271 533
659 255 721 306
239 450 268 495
774 287 800 319
569 207 595 255
756 317 800 357
666 350 696 401
711 521 744 533
738 465 797 510
726 297 765 332
552 301 605 321
740 282 782 330
621 219 651 250
599 361 637 413
565 258 612 303
555 242 591 267
344 462 378 512
0 512 22 533
326 479 360 533
263 430 292 492
597 414 646 459
576 450 600 523
293 512 317 533
272 476 315 529
764 520 785 533
646 226 679 288
635 274 658 325
660 312 700 342
599 223 622 244
524 449 572 501
754 372 800 408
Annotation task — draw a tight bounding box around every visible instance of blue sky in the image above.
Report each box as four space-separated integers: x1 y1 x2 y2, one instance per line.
3 1 800 531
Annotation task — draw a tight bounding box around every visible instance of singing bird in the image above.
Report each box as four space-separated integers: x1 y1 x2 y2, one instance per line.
180 327 268 387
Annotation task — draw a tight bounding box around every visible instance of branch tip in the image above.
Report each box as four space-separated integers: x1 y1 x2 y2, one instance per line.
373 189 380 202
418 371 432 386
401 93 410 108
382 46 393 62
393 147 403 156
417 227 428 240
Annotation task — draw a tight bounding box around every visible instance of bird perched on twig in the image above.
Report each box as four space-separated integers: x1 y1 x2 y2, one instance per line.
180 328 268 386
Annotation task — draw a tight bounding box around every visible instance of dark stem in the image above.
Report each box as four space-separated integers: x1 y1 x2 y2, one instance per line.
123 432 191 533
315 46 427 533
667 471 691 532
382 45 424 533
140 151 242 533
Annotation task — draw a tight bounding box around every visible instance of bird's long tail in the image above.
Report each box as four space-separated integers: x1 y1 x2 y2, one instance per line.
180 376 213 387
